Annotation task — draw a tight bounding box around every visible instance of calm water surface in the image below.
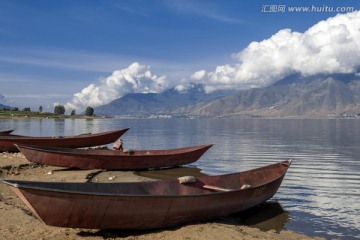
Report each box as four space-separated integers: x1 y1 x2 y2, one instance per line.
1 118 359 239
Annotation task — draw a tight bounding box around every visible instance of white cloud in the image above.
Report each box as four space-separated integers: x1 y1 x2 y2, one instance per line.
190 11 360 92
174 84 187 92
191 70 206 80
65 62 168 112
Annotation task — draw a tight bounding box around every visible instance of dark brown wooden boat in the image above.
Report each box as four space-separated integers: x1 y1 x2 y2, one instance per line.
0 129 14 136
1 160 291 229
16 144 213 170
0 128 129 152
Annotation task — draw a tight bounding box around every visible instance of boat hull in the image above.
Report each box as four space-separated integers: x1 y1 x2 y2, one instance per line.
0 128 129 152
2 160 291 229
16 144 213 170
0 129 14 136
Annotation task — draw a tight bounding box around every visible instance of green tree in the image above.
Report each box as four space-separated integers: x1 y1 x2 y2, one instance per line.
54 105 65 115
39 106 43 112
22 107 31 112
84 106 94 116
70 110 76 116
12 107 19 111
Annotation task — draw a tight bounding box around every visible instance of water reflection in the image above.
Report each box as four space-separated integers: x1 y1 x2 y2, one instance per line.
219 201 289 232
54 119 65 136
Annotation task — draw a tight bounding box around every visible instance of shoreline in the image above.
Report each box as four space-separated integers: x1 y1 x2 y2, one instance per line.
1 109 360 120
0 152 325 240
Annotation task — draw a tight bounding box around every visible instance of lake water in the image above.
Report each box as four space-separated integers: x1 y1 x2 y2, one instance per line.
1 118 359 239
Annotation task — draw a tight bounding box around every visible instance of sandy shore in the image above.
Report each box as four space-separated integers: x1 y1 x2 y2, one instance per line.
0 152 324 240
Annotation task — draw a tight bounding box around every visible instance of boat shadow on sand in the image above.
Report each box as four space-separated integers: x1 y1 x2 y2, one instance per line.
76 201 289 238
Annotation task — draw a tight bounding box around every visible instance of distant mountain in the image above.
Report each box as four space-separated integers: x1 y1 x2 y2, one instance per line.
183 73 360 117
0 93 11 109
94 84 234 116
0 104 11 110
94 74 360 118
0 93 6 104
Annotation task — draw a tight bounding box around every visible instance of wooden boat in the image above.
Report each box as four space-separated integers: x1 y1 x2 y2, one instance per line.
0 129 14 136
16 144 213 170
1 160 291 229
0 128 129 152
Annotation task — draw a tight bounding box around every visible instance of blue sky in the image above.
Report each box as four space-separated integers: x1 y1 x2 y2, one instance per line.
0 0 359 111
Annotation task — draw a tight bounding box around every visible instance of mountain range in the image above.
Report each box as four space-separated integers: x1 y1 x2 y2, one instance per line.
181 73 360 118
94 84 234 117
0 104 10 110
94 73 360 118
0 94 11 110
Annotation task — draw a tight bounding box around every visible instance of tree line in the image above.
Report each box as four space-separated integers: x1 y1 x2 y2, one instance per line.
53 105 95 116
2 105 95 116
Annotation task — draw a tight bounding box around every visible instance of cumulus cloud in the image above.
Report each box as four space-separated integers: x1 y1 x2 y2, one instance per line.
191 70 207 81
65 62 168 111
187 11 360 92
65 11 360 112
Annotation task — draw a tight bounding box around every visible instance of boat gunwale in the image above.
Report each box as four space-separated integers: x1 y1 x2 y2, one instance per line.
0 160 291 197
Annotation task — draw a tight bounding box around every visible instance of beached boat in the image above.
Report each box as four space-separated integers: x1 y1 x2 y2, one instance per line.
0 128 129 152
0 129 14 136
1 160 291 229
16 144 213 170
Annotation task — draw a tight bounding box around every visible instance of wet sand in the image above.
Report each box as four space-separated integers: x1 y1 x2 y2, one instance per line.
0 152 324 240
